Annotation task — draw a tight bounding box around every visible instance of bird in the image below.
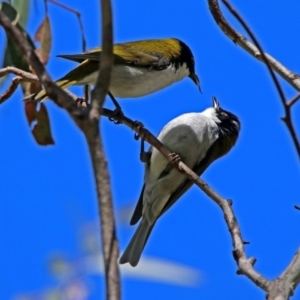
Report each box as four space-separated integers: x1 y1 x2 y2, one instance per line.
34 38 200 103
119 97 241 267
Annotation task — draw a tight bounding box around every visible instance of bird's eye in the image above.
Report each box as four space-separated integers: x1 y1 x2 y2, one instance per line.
220 111 228 117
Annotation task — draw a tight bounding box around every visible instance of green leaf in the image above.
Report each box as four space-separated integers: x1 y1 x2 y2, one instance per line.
0 2 35 87
12 0 30 27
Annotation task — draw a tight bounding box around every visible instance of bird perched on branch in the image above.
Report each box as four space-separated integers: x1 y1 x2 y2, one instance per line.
34 38 200 106
119 97 241 266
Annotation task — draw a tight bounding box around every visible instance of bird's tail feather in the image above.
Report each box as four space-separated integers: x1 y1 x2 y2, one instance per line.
119 219 153 267
34 79 76 101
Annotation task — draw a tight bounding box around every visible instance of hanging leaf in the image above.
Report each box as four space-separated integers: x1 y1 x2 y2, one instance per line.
25 101 55 146
34 15 52 65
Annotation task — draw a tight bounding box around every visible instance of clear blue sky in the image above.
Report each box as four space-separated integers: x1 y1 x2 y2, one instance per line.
1 0 300 299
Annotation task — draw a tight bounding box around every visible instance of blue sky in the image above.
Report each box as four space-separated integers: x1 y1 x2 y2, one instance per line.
1 0 300 299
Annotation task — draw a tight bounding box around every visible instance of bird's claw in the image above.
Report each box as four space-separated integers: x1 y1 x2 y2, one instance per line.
168 152 181 164
168 152 184 172
76 97 88 108
133 121 144 140
108 107 124 124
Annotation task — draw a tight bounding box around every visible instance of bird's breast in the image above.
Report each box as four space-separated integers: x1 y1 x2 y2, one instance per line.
108 63 189 98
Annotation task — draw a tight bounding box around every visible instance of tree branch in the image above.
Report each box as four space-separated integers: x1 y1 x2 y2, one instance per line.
0 3 120 299
0 67 39 104
208 0 300 159
101 107 269 290
83 0 120 299
267 248 300 299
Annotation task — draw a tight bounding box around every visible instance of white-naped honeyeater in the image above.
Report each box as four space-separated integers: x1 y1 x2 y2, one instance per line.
119 97 240 266
34 38 200 107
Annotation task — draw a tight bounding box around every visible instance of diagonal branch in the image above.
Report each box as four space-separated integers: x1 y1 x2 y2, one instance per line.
208 0 300 91
0 67 39 104
208 0 300 159
101 108 270 291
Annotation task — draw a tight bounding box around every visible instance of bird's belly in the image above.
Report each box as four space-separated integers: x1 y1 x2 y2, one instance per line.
109 65 188 98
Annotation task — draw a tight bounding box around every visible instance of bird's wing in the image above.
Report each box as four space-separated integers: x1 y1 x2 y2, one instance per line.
130 147 154 225
57 59 99 83
130 185 145 225
129 133 223 225
57 45 171 70
159 140 222 216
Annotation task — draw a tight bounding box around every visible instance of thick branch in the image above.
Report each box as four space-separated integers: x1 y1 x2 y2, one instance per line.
267 248 300 299
84 0 120 299
0 5 120 300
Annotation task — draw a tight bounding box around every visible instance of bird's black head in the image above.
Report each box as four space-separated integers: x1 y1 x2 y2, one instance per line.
175 39 201 91
212 97 240 138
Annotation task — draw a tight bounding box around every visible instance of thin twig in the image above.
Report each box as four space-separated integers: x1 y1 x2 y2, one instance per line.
0 76 23 103
208 0 300 91
208 0 300 159
208 1 300 298
221 0 285 104
47 0 86 51
0 67 39 104
221 0 300 159
287 93 300 108
0 66 39 80
0 11 80 116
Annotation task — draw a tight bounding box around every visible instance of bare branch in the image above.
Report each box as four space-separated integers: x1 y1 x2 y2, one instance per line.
267 248 300 300
0 76 23 103
221 0 285 104
0 5 120 300
101 108 270 290
47 0 87 51
82 0 120 299
287 93 300 108
0 66 38 80
0 67 39 104
208 0 300 91
0 11 81 117
89 1 113 119
208 0 300 159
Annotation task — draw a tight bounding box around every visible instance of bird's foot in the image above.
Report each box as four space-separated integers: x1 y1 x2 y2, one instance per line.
133 122 151 163
168 152 181 164
76 97 88 108
168 152 184 172
133 121 145 140
108 106 124 124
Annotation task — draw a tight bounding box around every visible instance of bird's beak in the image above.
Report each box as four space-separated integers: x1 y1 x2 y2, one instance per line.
189 73 202 93
212 96 220 110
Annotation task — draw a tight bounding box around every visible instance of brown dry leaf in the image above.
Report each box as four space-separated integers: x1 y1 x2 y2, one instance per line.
34 15 52 65
25 101 55 146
